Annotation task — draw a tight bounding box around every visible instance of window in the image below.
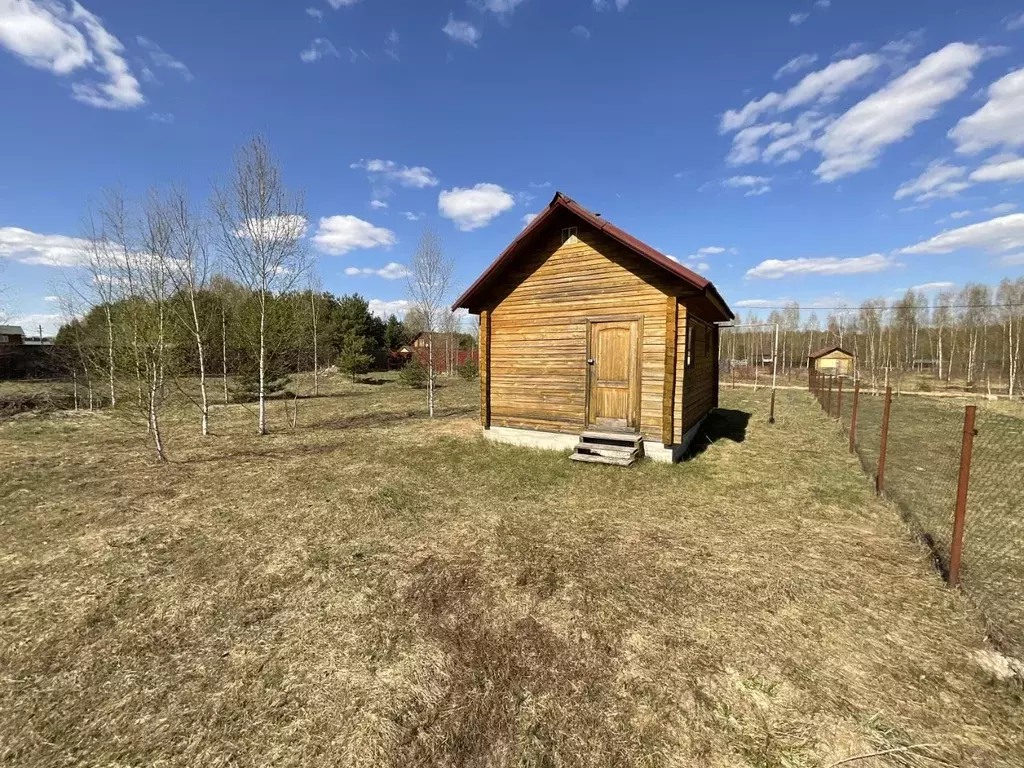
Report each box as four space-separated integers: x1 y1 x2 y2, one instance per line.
561 226 578 245
0 335 8 343
685 324 694 368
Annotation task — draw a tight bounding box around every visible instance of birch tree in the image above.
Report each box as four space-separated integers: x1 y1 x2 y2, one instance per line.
214 136 309 435
165 185 213 435
406 227 454 417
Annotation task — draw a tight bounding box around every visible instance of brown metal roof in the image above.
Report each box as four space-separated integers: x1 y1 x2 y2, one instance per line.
808 345 854 360
452 192 734 322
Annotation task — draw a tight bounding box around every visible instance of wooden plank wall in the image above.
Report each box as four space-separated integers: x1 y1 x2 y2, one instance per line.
487 226 682 441
681 316 716 434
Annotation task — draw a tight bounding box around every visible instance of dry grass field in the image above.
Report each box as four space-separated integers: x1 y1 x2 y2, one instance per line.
1 375 1022 767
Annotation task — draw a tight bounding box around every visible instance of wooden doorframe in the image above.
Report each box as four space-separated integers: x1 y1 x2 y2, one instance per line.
584 314 644 431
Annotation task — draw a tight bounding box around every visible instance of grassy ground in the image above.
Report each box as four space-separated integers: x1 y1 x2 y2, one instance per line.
826 386 1024 660
1 375 1022 767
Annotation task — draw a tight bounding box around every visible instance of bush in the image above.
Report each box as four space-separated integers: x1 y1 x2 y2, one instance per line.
231 358 292 403
398 358 429 388
457 360 479 380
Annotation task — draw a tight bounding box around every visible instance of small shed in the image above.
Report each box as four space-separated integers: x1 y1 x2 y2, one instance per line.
809 345 855 376
453 192 734 464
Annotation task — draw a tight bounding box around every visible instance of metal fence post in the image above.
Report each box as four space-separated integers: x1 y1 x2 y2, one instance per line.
876 385 892 495
836 377 844 420
849 379 860 454
769 388 776 425
948 405 977 588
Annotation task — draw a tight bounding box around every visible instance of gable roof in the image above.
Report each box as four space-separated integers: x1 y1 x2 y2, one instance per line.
452 192 733 322
0 325 25 337
809 345 854 359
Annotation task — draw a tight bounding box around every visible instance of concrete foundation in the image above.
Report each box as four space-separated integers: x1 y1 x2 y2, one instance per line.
482 415 709 464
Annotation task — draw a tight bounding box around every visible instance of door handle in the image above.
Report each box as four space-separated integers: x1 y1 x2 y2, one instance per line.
587 359 595 365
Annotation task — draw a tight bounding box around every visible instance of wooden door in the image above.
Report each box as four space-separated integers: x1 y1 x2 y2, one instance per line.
586 318 641 431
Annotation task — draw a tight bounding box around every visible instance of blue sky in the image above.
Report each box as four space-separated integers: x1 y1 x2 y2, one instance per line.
2 0 1024 334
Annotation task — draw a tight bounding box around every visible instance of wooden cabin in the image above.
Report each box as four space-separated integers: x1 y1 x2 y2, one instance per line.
809 346 855 376
453 192 734 464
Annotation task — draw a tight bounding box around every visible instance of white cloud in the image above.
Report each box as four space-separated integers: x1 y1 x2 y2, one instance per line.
343 262 408 279
746 253 898 279
0 0 90 74
301 38 339 62
593 0 631 10
312 215 396 255
789 12 809 25
528 181 552 188
894 160 970 201
571 25 591 40
911 281 955 292
762 111 831 164
370 200 388 210
438 183 515 231
477 0 528 13
306 7 323 20
774 53 818 80
368 298 410 318
1004 12 1024 31
0 226 90 267
949 210 972 219
721 54 881 132
734 298 793 308
43 295 58 302
723 175 772 196
351 159 439 188
443 15 481 47
834 42 864 59
401 211 423 221
235 215 308 241
999 252 1024 266
900 213 1024 254
136 35 191 81
986 202 1017 215
970 156 1024 184
950 68 1024 155
384 28 399 60
67 3 144 109
815 43 985 181
697 246 726 254
814 0 831 7
522 212 539 227
326 0 362 6
9 312 62 336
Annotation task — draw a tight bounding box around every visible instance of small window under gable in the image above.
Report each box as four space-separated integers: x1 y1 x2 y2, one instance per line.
561 226 578 245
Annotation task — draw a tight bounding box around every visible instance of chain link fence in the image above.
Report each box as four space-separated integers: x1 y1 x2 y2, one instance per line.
809 369 1024 659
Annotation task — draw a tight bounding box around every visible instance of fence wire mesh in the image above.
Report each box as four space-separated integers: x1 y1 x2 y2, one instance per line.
809 370 1024 658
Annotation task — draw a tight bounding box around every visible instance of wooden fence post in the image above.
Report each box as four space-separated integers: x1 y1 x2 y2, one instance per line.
826 375 833 416
876 385 892 495
769 389 776 425
849 379 860 453
836 377 844 420
948 405 977 587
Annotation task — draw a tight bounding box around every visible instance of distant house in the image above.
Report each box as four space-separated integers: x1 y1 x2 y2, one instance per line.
454 192 734 464
0 326 55 379
407 332 477 373
809 345 855 376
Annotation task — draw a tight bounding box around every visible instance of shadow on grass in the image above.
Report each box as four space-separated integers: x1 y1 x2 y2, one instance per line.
684 408 750 458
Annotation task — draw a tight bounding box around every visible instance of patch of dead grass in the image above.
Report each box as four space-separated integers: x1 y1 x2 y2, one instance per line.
1 378 1021 766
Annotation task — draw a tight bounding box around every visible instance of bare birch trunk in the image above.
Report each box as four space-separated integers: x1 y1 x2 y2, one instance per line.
258 299 267 435
222 306 229 404
104 306 116 407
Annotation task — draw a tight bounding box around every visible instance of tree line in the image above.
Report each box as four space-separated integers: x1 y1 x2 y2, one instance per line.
47 136 468 460
723 280 1024 397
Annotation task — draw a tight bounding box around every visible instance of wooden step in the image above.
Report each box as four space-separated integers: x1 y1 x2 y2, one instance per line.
569 452 636 467
574 443 639 460
580 429 642 443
